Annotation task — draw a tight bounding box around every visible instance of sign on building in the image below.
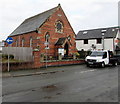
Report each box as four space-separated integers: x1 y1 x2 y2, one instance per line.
58 48 64 56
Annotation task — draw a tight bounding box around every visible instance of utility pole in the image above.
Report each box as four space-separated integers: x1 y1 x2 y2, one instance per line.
101 30 106 50
44 42 49 68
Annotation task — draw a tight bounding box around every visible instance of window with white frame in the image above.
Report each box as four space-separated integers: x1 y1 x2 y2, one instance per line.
22 38 25 47
30 37 33 47
45 33 50 43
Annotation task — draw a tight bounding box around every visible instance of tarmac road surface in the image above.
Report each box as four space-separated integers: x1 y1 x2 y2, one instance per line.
2 65 119 102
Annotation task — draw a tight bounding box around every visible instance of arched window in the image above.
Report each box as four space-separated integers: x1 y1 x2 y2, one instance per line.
30 37 33 47
45 33 50 43
21 38 25 47
55 21 63 33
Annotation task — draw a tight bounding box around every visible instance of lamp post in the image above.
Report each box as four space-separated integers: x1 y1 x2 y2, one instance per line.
101 30 106 50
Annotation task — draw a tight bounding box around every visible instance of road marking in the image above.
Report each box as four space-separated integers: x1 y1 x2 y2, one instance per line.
76 69 96 74
81 69 96 73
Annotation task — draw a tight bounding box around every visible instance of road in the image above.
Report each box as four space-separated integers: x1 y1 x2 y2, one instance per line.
2 65 119 102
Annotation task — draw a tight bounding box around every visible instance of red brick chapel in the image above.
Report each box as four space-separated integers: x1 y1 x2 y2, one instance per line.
6 4 78 68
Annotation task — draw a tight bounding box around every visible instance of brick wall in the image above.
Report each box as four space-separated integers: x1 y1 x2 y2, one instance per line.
2 60 85 72
6 6 77 55
2 51 85 72
40 60 85 68
33 51 85 69
5 6 78 69
38 6 77 55
5 32 38 49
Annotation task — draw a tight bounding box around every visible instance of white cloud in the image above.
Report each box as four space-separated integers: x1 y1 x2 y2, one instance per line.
64 0 118 33
0 0 119 41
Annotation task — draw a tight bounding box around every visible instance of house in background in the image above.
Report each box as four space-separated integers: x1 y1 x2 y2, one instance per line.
76 26 120 53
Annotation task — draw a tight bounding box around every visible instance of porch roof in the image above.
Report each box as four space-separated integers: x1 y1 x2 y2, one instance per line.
55 37 67 46
55 37 72 46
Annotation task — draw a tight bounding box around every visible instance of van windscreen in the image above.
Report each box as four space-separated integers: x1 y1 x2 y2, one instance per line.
90 51 105 57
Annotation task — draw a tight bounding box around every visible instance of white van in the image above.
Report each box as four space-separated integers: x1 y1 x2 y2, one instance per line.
85 50 118 67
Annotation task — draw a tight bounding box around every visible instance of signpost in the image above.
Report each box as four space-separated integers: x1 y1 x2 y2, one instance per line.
44 42 49 68
6 37 14 45
5 37 14 72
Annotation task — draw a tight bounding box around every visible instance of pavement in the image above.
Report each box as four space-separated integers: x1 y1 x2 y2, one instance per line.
1 66 65 78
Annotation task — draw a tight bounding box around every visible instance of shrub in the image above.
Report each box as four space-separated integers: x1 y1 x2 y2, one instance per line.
2 54 8 59
2 54 14 59
78 50 86 59
49 56 53 60
75 52 80 56
9 54 14 59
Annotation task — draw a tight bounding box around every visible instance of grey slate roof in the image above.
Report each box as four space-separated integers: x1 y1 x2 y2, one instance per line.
10 6 58 36
76 26 120 40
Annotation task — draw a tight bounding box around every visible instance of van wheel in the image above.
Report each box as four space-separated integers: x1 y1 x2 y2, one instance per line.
101 62 105 68
113 62 118 66
86 64 90 67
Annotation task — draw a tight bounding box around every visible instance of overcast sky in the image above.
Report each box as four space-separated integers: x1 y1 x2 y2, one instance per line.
0 0 119 41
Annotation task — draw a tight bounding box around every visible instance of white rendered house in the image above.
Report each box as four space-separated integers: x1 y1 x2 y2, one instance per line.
76 26 120 52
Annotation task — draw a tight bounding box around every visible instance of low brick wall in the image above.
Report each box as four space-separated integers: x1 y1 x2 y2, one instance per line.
2 59 85 72
40 59 85 67
2 62 33 72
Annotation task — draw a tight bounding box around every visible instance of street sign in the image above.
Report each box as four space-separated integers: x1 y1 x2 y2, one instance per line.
44 42 49 46
6 37 14 44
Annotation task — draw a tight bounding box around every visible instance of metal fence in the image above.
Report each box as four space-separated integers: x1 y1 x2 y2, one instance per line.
2 47 33 61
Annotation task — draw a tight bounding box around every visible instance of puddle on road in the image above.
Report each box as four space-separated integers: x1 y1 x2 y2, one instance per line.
42 84 58 92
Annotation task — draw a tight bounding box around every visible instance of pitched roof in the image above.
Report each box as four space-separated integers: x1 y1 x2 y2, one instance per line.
76 26 120 40
10 5 59 36
55 37 72 46
55 37 67 46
